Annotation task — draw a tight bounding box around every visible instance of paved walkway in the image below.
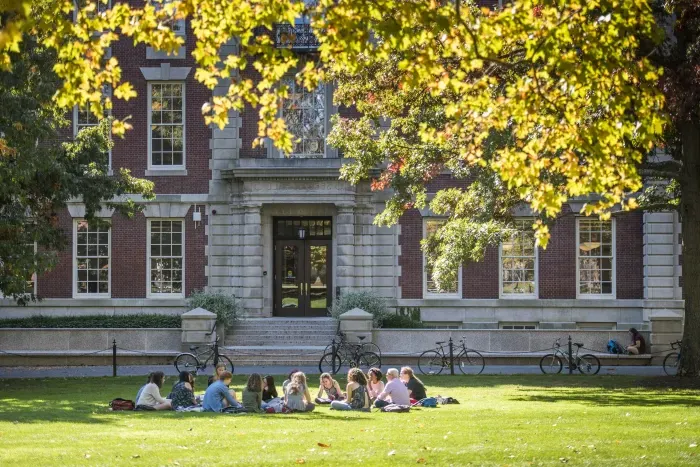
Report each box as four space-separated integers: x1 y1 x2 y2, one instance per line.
0 364 670 379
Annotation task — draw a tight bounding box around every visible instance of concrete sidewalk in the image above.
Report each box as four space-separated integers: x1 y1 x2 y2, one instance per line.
0 364 670 379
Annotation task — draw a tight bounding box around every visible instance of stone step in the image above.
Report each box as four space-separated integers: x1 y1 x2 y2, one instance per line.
227 338 333 345
231 325 337 331
228 332 337 340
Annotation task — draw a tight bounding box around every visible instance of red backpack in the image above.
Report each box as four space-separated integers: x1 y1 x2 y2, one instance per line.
110 398 135 411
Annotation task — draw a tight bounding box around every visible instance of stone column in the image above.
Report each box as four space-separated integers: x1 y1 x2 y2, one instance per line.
354 204 374 289
643 211 681 300
241 204 264 316
336 204 356 293
650 310 684 359
181 307 217 348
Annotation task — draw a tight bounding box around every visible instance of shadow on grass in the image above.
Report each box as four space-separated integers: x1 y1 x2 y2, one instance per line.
510 388 700 407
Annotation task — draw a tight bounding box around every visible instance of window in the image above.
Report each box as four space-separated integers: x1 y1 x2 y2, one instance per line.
500 219 537 297
423 219 461 297
74 220 110 297
152 0 185 36
148 220 184 296
500 324 538 330
148 83 185 169
280 75 326 158
73 86 112 171
577 218 615 297
576 322 616 331
74 0 111 21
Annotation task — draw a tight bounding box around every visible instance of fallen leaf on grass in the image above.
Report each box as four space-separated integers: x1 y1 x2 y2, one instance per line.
388 450 396 456
640 455 646 459
84 454 91 459
417 458 426 464
132 454 140 459
690 443 697 448
318 443 331 448
296 459 305 464
559 458 568 463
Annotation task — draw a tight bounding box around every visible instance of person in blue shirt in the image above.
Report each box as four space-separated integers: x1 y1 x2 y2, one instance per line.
202 371 240 412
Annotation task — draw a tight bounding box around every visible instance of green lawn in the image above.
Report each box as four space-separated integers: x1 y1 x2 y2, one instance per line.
1 375 700 465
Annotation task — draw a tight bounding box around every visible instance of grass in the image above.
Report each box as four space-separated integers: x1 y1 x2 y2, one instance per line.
1 375 700 465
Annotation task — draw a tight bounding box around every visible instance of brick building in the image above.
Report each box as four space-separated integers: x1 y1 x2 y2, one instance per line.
0 6 685 332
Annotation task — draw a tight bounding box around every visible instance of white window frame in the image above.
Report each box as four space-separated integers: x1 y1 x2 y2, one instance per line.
151 0 186 36
73 0 112 22
146 218 185 299
499 219 538 299
147 82 186 171
576 217 616 299
500 323 538 330
72 219 111 299
73 102 112 172
422 218 462 299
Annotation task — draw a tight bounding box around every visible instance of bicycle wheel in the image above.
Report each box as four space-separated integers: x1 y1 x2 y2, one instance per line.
457 349 485 375
418 350 445 375
663 352 681 376
360 342 382 358
214 354 235 374
319 352 342 375
577 354 601 375
357 351 381 370
539 354 563 374
174 353 200 373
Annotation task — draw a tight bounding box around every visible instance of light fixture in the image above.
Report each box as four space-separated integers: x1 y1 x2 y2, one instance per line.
298 227 306 239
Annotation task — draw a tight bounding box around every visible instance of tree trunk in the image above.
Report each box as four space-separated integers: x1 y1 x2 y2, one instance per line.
679 121 700 376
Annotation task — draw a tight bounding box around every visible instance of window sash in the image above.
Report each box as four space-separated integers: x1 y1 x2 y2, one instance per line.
148 219 184 297
500 219 537 297
423 219 461 297
280 76 326 158
148 82 185 168
74 220 110 297
577 218 615 297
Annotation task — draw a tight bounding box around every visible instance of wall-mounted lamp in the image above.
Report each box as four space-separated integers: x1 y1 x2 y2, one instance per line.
298 227 306 240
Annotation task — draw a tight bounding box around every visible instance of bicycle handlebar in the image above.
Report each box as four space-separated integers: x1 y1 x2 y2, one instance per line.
671 340 682 350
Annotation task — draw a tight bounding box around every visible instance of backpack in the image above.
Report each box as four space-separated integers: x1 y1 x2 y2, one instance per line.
607 339 625 354
380 404 411 413
415 397 438 408
436 396 460 405
110 398 135 411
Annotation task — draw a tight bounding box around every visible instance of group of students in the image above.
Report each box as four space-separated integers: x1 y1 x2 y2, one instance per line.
133 363 428 413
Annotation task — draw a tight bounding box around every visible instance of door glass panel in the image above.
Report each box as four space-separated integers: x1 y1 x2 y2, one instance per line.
282 245 300 309
309 245 328 309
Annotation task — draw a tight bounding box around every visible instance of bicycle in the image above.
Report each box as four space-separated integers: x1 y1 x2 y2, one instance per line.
174 326 234 375
539 338 600 375
417 337 485 375
318 335 381 375
663 340 682 376
323 330 382 360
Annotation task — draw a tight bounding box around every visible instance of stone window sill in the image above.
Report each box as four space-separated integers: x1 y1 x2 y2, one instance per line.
146 46 186 60
145 169 188 177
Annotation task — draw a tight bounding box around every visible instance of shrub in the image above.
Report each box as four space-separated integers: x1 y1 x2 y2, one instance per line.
0 314 181 328
187 290 240 327
379 306 424 329
329 290 388 327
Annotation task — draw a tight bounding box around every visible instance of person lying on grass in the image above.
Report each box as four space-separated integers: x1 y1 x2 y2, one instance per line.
315 372 345 404
330 368 370 411
242 373 264 413
202 371 241 413
136 371 172 411
367 367 385 402
169 371 196 410
400 366 427 403
374 368 410 409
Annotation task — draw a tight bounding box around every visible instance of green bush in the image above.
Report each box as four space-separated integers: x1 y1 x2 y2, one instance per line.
379 306 424 329
187 290 240 327
0 314 181 328
329 290 388 327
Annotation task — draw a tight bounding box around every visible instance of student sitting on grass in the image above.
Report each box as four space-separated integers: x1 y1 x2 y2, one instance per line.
136 371 172 410
400 366 427 403
284 371 315 412
315 372 344 404
374 368 410 409
242 373 264 413
367 368 385 401
202 371 240 413
282 368 299 394
330 368 370 411
135 372 153 403
262 375 278 402
208 362 227 387
169 371 196 410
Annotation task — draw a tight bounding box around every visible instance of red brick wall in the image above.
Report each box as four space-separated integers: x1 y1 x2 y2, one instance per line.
538 208 577 299
463 246 499 299
110 8 210 194
36 209 73 299
615 212 644 299
185 205 208 296
398 209 423 298
111 212 147 298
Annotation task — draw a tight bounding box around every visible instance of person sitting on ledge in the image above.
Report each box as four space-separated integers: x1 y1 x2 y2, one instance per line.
202 371 240 413
627 328 647 355
374 368 410 409
400 366 427 403
136 371 172 411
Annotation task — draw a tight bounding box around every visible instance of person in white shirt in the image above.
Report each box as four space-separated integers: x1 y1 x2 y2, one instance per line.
136 371 172 410
373 368 410 408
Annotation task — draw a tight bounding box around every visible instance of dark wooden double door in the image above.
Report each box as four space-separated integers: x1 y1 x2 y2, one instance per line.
273 218 332 317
